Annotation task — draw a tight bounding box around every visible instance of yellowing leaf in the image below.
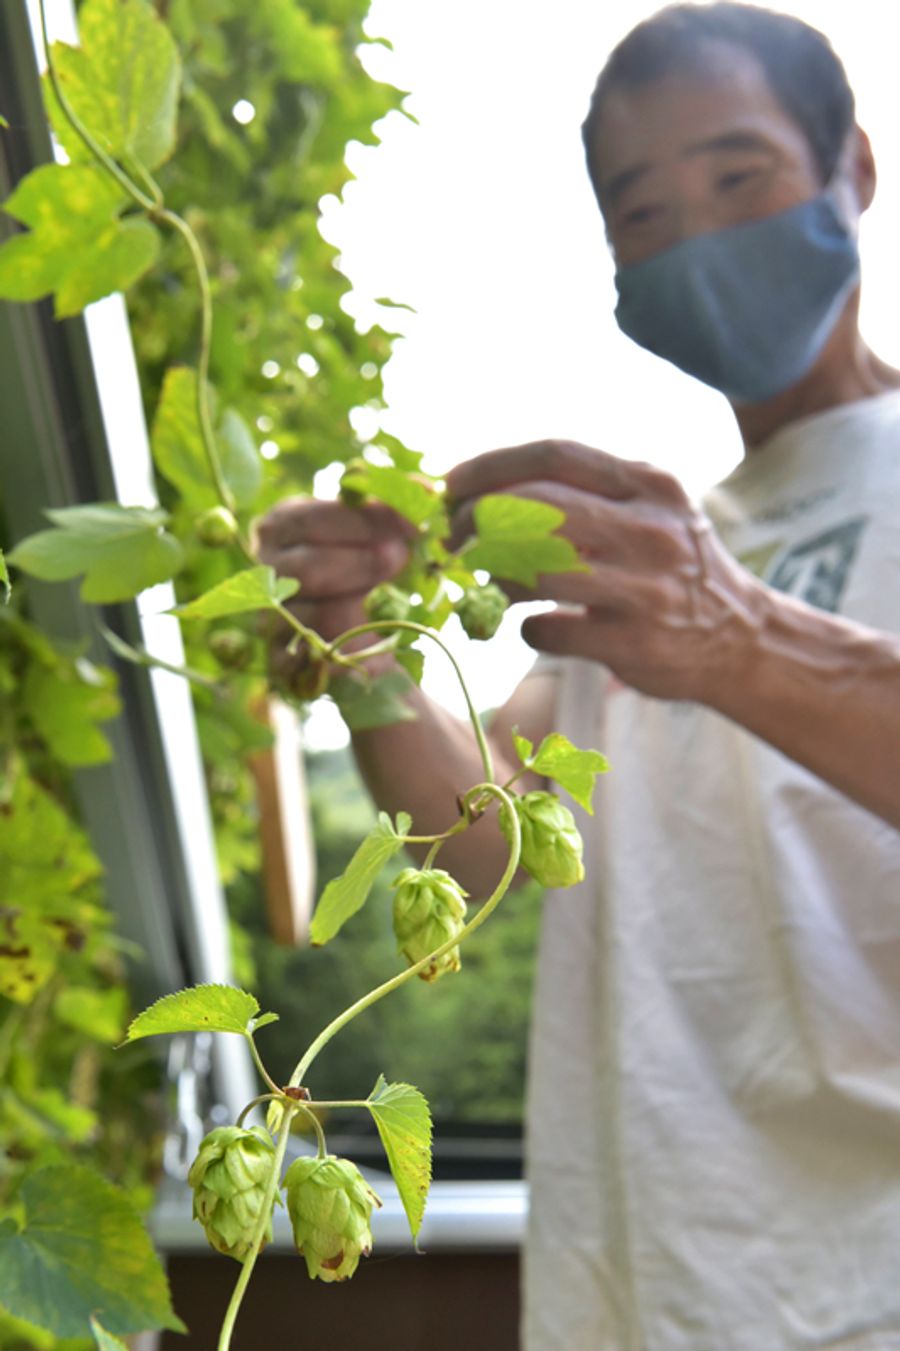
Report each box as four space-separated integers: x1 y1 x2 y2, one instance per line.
125 984 266 1041
0 164 160 317
0 1165 185 1337
461 495 587 587
310 812 411 946
172 566 298 620
367 1076 432 1241
47 0 181 171
22 661 120 767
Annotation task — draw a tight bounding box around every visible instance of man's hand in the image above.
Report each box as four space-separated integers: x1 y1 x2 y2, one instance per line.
447 439 764 704
254 498 412 684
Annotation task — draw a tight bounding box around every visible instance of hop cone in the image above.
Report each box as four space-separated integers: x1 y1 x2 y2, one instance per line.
455 582 508 640
392 867 468 981
283 1155 382 1282
188 1125 277 1260
364 582 412 624
500 790 585 888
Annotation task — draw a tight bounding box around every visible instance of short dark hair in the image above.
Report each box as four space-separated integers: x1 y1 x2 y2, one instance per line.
582 3 856 199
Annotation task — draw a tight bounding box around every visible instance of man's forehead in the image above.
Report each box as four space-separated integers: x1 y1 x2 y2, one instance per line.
588 42 814 193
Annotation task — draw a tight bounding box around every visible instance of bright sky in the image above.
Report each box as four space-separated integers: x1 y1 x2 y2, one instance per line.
303 0 900 748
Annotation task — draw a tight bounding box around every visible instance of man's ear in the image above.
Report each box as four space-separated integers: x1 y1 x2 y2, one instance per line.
851 124 877 213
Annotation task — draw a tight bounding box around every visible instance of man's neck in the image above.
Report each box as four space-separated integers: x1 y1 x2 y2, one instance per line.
733 330 900 450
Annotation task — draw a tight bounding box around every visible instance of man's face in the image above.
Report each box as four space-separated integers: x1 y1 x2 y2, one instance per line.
587 42 825 269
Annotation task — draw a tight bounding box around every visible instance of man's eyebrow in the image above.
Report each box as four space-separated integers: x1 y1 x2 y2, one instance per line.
683 129 774 157
600 131 773 208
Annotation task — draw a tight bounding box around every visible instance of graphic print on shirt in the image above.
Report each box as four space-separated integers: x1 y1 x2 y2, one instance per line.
738 516 868 613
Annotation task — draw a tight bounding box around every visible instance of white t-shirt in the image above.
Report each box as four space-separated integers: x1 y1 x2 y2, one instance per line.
523 392 900 1351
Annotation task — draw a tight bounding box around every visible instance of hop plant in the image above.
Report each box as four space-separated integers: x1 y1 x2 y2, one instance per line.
500 790 585 888
364 582 412 624
455 582 509 640
283 1155 382 1282
188 1125 277 1261
392 867 468 981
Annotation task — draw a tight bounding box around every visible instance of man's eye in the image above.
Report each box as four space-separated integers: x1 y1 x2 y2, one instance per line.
717 168 761 191
622 203 662 227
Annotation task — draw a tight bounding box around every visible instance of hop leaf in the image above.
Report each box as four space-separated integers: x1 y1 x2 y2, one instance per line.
455 582 508 640
188 1126 277 1261
283 1156 382 1282
500 791 585 889
391 868 468 981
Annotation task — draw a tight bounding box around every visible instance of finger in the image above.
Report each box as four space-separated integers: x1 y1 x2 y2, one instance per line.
446 440 643 506
255 497 415 555
521 608 619 663
270 538 409 599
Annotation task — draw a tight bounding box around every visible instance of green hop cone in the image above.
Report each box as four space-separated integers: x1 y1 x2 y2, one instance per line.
208 626 254 670
188 1125 277 1260
391 867 468 982
364 582 412 625
283 1155 382 1282
500 790 585 888
194 505 239 547
455 582 508 640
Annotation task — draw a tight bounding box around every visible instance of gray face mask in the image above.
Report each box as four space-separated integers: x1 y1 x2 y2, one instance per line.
613 192 861 404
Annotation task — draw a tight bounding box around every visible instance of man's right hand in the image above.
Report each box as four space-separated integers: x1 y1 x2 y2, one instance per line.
254 497 412 682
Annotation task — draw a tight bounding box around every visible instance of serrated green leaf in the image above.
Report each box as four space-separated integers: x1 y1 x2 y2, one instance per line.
310 812 411 946
340 462 445 528
527 732 611 815
0 1165 185 1337
0 164 160 317
125 984 264 1041
7 502 182 602
91 1317 129 1350
0 549 9 602
330 670 417 731
47 0 181 171
22 661 120 767
172 565 297 620
367 1075 432 1241
151 367 262 509
461 495 588 587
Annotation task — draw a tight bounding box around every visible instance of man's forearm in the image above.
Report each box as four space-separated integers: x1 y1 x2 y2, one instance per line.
709 585 900 829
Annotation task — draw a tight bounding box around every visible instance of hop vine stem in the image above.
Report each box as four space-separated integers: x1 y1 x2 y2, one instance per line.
217 1103 297 1351
288 782 521 1089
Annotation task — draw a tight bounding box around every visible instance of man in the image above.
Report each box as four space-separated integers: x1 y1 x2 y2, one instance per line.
259 5 900 1345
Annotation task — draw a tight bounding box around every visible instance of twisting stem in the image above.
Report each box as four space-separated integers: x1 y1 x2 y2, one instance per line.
37 0 156 212
289 784 521 1088
296 1104 328 1159
328 620 495 784
156 209 236 515
218 1103 297 1351
236 1093 280 1129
